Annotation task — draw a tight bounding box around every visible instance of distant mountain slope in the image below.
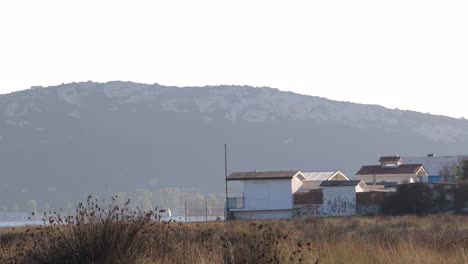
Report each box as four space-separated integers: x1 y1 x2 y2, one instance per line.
1 81 468 207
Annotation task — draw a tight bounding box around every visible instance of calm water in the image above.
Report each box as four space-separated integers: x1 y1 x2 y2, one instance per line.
0 221 43 227
0 211 224 228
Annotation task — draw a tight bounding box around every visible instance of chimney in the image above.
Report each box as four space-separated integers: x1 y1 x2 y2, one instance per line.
379 156 402 168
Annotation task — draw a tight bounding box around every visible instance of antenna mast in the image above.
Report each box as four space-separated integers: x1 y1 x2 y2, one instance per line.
224 144 229 220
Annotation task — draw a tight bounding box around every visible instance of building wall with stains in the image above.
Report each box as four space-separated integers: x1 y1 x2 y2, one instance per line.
243 179 294 210
294 204 323 217
233 209 293 220
321 186 357 216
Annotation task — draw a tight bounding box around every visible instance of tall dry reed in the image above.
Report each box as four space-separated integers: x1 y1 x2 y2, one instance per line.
1 198 467 264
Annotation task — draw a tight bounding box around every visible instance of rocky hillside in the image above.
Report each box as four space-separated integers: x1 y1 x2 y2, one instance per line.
1 81 468 208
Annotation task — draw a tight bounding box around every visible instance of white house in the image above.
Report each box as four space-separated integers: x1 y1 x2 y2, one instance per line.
320 180 366 216
226 171 305 220
301 171 349 191
403 154 468 183
356 156 429 184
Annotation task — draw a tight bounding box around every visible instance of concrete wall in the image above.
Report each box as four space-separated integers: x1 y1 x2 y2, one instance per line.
232 210 293 220
294 204 323 217
322 186 357 216
243 179 293 210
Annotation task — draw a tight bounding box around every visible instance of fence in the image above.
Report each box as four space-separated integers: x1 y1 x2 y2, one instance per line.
227 197 244 209
183 197 225 222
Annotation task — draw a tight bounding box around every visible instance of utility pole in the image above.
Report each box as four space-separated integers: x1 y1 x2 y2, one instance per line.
184 200 187 222
224 144 229 220
205 196 208 222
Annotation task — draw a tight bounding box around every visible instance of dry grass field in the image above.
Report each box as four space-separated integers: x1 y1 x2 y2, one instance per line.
1 204 467 264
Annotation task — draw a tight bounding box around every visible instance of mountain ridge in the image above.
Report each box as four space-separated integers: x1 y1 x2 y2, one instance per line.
2 81 464 120
1 81 467 210
2 81 467 143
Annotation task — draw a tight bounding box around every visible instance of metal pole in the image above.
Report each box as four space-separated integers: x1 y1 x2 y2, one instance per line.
224 144 229 220
184 200 187 222
205 196 208 222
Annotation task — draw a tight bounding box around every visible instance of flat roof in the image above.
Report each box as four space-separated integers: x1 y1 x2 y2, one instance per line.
227 171 301 181
320 180 363 187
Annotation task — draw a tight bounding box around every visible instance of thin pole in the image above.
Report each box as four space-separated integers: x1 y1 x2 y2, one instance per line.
205 196 208 222
184 200 187 222
224 144 229 220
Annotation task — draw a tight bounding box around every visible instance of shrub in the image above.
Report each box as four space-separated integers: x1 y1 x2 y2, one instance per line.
380 183 452 215
20 196 162 264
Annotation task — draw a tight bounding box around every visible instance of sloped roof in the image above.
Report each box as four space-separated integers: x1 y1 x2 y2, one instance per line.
302 171 337 181
356 164 425 176
320 180 364 187
226 171 301 181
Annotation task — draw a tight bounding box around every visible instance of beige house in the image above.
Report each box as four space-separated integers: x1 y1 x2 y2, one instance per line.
356 156 429 184
301 171 349 191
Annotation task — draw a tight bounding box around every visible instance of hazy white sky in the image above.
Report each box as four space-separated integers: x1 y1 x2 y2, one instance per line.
1 0 467 118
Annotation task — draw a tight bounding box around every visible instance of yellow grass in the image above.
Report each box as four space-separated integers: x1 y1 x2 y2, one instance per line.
1 215 468 263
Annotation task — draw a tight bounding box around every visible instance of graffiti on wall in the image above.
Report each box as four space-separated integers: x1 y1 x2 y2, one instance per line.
322 196 356 216
294 204 323 217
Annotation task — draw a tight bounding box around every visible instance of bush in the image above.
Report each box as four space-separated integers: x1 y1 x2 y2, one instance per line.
17 196 162 264
380 183 452 215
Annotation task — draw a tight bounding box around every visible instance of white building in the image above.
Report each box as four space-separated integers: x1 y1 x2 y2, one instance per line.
356 156 429 184
320 180 366 216
301 171 349 191
403 154 468 183
226 171 305 220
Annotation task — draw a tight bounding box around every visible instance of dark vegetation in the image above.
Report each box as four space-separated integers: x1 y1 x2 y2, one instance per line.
380 183 455 215
455 183 468 213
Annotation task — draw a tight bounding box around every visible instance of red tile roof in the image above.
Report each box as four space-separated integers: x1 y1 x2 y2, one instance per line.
356 164 424 176
227 171 301 181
